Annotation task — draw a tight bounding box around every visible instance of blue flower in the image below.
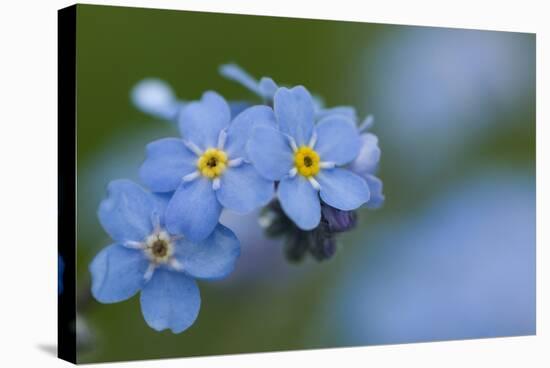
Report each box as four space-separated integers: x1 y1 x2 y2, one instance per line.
219 63 357 121
140 91 275 241
348 118 385 209
247 86 370 230
89 179 240 333
58 254 64 295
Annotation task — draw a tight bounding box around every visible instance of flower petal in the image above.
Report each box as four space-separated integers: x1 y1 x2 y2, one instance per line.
317 169 370 210
89 244 148 303
98 180 155 243
349 133 381 175
165 178 222 241
364 174 385 209
246 125 294 180
175 224 240 280
178 91 230 149
225 105 276 159
131 78 181 121
315 106 357 121
314 115 360 165
219 63 262 96
140 269 200 334
278 175 321 230
274 86 315 145
216 163 274 214
139 138 197 193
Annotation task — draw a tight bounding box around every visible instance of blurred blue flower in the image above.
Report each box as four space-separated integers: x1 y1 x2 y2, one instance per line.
311 171 535 345
132 78 250 122
89 179 240 333
247 86 370 230
140 91 274 241
58 254 64 295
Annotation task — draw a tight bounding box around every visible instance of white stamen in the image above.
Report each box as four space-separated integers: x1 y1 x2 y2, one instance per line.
288 167 298 178
228 157 244 167
217 129 228 149
320 161 336 169
286 135 298 152
169 259 184 271
151 212 161 232
212 178 221 190
144 263 157 281
124 240 145 249
182 171 200 182
308 177 321 191
308 131 318 148
358 114 374 132
182 139 203 156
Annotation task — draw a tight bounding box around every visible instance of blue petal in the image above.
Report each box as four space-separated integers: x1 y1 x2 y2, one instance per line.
317 169 370 210
229 101 252 118
364 174 385 209
140 269 200 334
98 180 155 243
246 125 294 180
165 178 221 241
131 78 181 121
349 133 381 175
314 115 360 165
278 175 321 230
175 224 240 280
225 105 276 159
274 86 315 145
178 91 230 149
259 77 278 100
89 244 148 303
219 63 262 96
139 138 197 193
216 163 274 214
58 254 64 295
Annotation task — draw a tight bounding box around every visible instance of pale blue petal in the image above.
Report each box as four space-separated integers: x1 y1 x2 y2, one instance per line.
131 78 181 121
278 175 321 230
216 163 274 214
219 63 262 96
90 244 148 303
317 169 370 210
314 115 360 165
140 269 200 334
364 174 385 209
349 133 381 175
175 224 240 280
259 77 278 99
246 125 294 180
165 178 221 241
229 101 252 118
178 91 230 149
139 138 197 193
274 86 315 145
98 180 155 243
225 105 276 159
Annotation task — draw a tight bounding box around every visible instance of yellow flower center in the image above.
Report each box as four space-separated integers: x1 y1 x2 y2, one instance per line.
197 148 228 178
294 146 320 177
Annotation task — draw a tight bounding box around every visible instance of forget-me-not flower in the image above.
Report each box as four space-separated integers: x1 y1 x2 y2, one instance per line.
140 91 274 241
349 116 385 209
247 86 370 230
89 179 240 333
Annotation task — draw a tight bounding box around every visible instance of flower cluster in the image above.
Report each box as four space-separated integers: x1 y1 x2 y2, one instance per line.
90 64 384 333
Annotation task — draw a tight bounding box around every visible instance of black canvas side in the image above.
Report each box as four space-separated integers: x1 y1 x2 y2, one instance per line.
58 4 77 364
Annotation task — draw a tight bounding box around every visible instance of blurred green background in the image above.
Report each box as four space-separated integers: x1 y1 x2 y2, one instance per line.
74 4 535 364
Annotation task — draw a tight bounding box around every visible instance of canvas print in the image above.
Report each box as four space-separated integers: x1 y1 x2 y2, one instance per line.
58 4 536 364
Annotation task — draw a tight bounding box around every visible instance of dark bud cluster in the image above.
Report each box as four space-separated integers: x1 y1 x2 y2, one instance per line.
260 200 358 263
